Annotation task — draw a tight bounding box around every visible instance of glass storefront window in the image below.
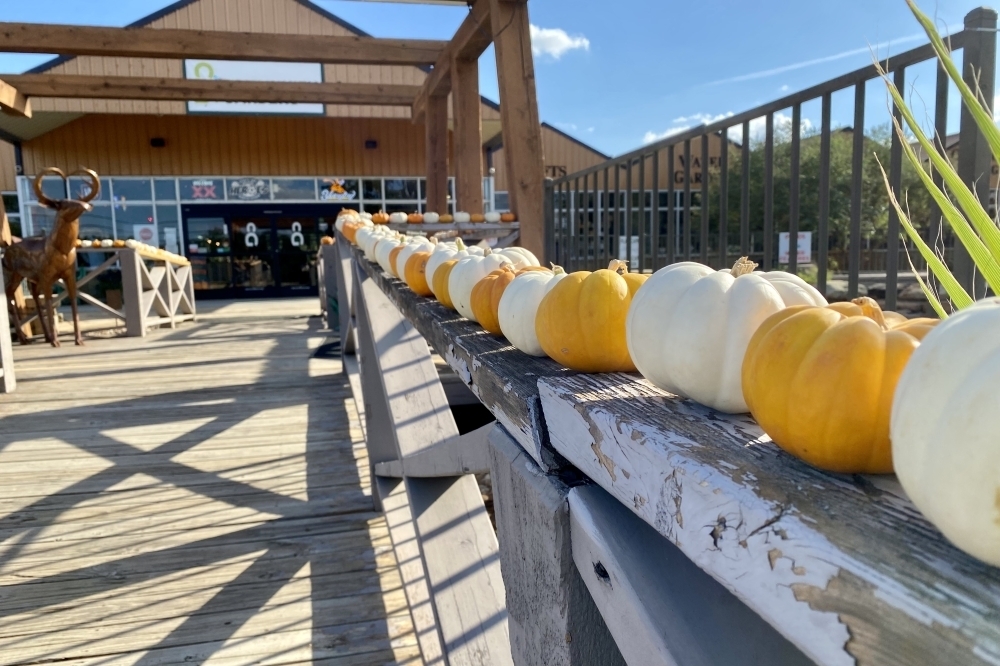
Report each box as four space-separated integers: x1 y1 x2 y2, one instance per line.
384 203 420 215
363 179 382 200
154 179 178 201
179 178 225 201
33 176 67 202
227 177 271 201
27 205 57 237
78 205 115 241
319 178 358 202
156 205 181 254
115 205 156 242
385 179 419 200
67 176 111 202
111 179 152 202
271 178 315 200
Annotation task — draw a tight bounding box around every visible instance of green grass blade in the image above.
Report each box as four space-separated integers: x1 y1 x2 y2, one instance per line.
877 63 1000 269
902 243 949 318
890 115 1000 294
906 0 1000 162
876 154 975 309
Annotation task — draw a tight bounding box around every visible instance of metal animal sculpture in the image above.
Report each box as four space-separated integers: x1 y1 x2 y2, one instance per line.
2 168 100 347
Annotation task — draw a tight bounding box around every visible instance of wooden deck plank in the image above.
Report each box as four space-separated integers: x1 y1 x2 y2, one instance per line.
0 299 424 666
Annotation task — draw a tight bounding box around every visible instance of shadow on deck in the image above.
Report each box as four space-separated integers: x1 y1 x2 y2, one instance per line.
0 299 421 665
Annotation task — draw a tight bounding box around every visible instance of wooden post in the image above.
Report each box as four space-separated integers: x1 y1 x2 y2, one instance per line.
489 0 545 256
452 56 484 214
425 93 450 215
0 267 15 393
1 197 31 340
120 249 147 337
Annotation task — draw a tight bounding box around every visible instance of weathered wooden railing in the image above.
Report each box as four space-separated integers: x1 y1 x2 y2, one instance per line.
326 234 1000 666
18 247 197 338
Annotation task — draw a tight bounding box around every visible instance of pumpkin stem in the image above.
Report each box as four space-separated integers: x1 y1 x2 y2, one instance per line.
550 263 566 275
483 247 493 256
731 256 758 276
455 238 466 251
608 259 628 275
851 297 889 330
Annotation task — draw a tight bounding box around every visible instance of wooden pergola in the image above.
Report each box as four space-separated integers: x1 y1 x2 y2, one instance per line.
0 0 546 256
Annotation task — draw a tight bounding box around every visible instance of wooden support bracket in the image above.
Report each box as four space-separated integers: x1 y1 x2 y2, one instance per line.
0 77 31 118
374 421 494 478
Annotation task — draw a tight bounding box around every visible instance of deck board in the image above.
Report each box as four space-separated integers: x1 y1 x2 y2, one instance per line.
0 299 422 666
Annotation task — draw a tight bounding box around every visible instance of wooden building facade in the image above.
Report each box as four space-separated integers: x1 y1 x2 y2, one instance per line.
0 0 607 297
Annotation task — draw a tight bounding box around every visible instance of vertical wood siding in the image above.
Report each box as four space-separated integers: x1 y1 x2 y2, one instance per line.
491 126 608 191
20 114 456 177
0 141 16 192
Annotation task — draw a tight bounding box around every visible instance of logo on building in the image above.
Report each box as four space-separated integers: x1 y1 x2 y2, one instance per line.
229 178 270 201
320 178 357 201
191 179 219 199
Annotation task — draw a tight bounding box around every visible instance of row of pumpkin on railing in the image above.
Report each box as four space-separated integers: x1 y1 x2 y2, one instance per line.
335 207 998 569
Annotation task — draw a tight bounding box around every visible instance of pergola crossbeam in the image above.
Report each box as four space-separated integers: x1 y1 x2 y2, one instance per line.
0 22 447 66
412 0 492 122
0 77 31 118
4 74 422 106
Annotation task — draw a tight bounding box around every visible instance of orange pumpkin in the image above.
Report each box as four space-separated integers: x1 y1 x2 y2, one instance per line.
320 236 335 246
342 220 363 243
91 240 102 248
388 245 407 278
439 214 455 223
500 212 516 223
470 213 486 223
471 265 551 335
404 250 434 297
74 238 83 247
372 211 390 225
433 259 460 310
407 212 424 224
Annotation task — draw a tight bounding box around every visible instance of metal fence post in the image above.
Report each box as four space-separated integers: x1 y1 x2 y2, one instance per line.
543 178 555 266
955 6 997 299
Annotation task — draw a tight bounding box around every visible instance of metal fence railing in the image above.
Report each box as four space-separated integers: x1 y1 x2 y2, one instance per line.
544 7 997 311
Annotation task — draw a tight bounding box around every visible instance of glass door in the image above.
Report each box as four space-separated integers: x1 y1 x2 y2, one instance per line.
275 216 321 295
231 216 276 294
186 216 232 292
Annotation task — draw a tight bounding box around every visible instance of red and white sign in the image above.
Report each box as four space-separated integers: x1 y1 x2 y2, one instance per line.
779 231 812 264
133 224 156 243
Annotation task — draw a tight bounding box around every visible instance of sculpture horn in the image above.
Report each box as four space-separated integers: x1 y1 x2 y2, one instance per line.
33 167 67 209
71 168 101 203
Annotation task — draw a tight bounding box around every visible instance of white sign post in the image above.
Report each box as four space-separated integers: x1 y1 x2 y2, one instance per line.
184 60 324 115
778 231 812 265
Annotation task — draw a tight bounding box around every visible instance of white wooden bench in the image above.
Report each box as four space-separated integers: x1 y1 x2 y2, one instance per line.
0 266 15 393
333 230 1000 666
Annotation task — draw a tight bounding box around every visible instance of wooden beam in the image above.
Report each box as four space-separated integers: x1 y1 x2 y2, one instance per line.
0 78 30 118
489 0 545 256
0 22 446 66
451 56 484 214
412 0 492 122
425 94 450 214
3 75 421 106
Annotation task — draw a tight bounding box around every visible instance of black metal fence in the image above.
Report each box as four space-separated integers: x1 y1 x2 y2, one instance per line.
543 8 997 311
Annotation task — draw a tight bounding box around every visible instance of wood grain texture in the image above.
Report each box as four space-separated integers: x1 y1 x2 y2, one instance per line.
489 0 545 256
451 56 485 214
7 74 421 106
539 373 1000 666
0 21 446 65
350 242 573 472
425 94 450 214
0 266 15 392
488 425 624 666
0 299 421 665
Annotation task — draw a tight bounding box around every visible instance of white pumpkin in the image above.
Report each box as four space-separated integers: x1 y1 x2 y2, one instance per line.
448 248 511 321
454 211 472 224
361 211 373 221
389 212 408 224
395 237 433 279
498 266 568 356
358 227 391 261
497 247 540 270
125 239 139 249
375 236 404 275
626 257 827 413
335 209 360 232
425 238 481 299
423 212 440 224
891 297 1000 566
101 239 114 248
485 211 502 223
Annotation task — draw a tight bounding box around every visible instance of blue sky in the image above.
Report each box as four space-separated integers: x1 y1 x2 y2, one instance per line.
0 0 992 156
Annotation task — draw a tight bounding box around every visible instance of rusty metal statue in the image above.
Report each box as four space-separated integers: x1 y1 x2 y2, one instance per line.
2 168 100 347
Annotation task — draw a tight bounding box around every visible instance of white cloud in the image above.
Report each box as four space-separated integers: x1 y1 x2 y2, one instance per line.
780 84 790 92
586 127 595 133
553 122 578 131
644 112 734 144
530 25 590 59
